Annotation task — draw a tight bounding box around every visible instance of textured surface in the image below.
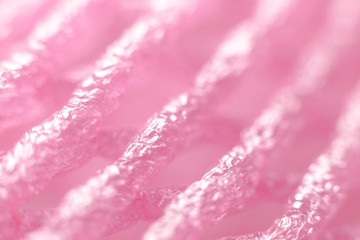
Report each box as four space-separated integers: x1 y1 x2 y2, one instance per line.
212 1 360 239
0 187 183 239
218 81 360 240
143 0 348 238
2 0 360 239
0 0 125 133
18 1 217 239
264 82 360 239
0 0 202 210
0 172 297 240
21 0 298 239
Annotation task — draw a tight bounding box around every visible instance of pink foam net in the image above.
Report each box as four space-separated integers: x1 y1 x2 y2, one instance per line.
1 0 360 239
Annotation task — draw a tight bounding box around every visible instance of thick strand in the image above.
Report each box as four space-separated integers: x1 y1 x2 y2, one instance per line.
0 0 124 133
0 187 183 240
218 81 360 240
23 0 328 239
95 116 243 160
143 0 360 239
214 73 360 240
262 82 360 239
0 0 197 208
20 1 279 239
143 89 305 240
0 171 297 240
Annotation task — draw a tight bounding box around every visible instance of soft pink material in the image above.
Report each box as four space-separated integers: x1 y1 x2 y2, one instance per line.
1 0 360 240
0 172 297 239
144 1 360 239
0 0 133 134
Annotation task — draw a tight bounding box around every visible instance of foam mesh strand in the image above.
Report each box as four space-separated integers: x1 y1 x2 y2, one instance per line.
1 0 360 239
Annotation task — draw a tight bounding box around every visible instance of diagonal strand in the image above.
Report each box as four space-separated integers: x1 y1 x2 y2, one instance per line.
143 0 360 239
23 0 328 239
0 0 129 133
